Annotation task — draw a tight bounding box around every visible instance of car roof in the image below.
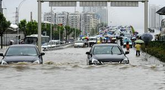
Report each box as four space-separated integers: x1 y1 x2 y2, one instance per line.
93 43 119 47
9 44 37 47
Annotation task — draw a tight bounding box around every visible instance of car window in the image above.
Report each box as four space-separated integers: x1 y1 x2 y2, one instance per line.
111 46 122 54
93 46 112 54
6 47 38 56
89 38 96 40
93 46 122 55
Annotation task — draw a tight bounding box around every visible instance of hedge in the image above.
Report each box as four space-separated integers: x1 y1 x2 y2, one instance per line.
141 41 165 62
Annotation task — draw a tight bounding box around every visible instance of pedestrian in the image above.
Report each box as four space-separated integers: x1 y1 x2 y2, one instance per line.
135 43 141 56
126 41 130 53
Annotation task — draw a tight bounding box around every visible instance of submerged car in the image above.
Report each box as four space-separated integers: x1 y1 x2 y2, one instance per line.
86 44 129 65
0 44 45 65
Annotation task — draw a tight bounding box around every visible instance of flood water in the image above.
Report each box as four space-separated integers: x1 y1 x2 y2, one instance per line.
0 47 165 90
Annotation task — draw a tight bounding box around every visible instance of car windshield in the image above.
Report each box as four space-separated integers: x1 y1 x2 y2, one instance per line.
93 46 122 55
89 38 96 40
6 47 38 56
75 41 84 43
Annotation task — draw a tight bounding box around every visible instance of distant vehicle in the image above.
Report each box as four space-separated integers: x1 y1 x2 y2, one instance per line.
123 37 132 48
41 40 61 51
0 44 45 65
74 40 85 48
24 34 49 45
124 33 132 39
86 44 129 65
67 39 74 44
148 28 155 33
88 36 97 47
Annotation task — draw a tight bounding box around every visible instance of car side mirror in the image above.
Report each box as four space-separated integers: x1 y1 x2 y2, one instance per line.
0 53 3 56
40 52 45 56
125 51 129 54
86 52 90 55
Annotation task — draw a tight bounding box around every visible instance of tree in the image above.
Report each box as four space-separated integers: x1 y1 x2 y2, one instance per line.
26 20 38 35
65 25 73 42
0 13 11 49
19 19 27 38
76 29 81 38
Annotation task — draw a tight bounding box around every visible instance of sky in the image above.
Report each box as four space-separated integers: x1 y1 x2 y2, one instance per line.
2 0 165 34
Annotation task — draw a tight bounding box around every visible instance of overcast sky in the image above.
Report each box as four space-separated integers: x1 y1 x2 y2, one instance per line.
2 0 165 33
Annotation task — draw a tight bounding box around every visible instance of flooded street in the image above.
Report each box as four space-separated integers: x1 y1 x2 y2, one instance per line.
0 47 165 90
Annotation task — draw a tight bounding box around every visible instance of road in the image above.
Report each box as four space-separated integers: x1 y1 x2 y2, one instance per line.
0 46 165 90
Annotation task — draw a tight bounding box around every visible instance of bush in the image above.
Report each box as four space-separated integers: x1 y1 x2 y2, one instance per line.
141 41 165 62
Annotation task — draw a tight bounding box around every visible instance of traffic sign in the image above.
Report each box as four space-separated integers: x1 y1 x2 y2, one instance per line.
111 1 138 7
49 1 76 7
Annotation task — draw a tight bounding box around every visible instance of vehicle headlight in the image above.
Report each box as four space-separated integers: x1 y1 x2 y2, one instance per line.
1 60 8 65
92 58 99 64
33 60 40 64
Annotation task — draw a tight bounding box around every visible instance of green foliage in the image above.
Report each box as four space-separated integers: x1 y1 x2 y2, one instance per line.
0 13 11 48
19 19 27 37
0 13 10 35
141 41 165 62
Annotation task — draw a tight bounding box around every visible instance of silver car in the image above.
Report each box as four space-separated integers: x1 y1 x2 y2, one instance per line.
74 40 85 48
86 44 129 65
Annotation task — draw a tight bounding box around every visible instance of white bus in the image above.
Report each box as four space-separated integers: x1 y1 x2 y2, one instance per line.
24 34 49 45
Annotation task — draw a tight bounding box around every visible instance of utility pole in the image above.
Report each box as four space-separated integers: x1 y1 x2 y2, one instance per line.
74 7 76 41
144 0 148 33
50 6 53 40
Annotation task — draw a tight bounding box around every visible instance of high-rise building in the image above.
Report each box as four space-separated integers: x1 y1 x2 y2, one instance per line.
81 12 100 36
83 7 107 24
43 12 55 24
0 0 2 14
56 12 69 26
149 5 163 29
68 11 81 30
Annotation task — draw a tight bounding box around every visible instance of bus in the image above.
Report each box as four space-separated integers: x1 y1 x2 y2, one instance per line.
24 34 49 45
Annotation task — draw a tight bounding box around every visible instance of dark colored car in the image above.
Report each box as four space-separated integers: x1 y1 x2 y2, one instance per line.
86 44 129 65
0 44 45 65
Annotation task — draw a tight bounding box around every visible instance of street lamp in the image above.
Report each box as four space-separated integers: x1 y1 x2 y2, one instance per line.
16 0 26 44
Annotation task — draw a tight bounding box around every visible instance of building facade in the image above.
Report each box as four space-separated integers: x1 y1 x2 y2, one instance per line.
0 0 2 13
43 12 55 24
81 12 100 36
56 12 68 26
68 11 81 30
43 11 100 36
149 5 163 29
83 7 107 24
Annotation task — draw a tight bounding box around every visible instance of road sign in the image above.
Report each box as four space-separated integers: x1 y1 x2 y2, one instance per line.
49 1 76 7
80 1 107 7
111 1 138 7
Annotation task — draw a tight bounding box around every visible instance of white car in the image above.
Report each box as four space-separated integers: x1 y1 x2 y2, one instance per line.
74 41 85 48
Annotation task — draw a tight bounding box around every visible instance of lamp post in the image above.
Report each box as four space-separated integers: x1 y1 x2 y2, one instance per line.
16 0 26 44
50 6 53 40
